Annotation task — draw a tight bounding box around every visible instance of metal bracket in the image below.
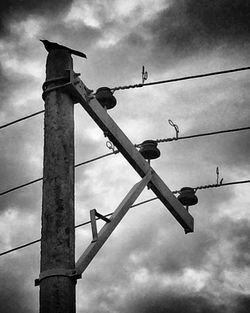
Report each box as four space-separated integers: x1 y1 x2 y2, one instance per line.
42 82 72 100
42 69 93 103
42 75 69 90
90 209 111 242
142 65 148 84
42 74 71 100
66 69 93 104
34 268 81 286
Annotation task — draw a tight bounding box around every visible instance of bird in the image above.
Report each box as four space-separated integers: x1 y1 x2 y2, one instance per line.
40 39 87 59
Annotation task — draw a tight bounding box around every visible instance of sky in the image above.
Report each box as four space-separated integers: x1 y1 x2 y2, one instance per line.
0 0 250 312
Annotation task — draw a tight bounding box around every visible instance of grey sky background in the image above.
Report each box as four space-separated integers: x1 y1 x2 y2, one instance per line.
0 1 250 312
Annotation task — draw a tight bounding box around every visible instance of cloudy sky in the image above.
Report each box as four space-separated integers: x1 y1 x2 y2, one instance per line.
0 0 250 312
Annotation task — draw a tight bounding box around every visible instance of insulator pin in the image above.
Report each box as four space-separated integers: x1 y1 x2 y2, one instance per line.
139 140 160 160
95 87 117 110
178 187 198 207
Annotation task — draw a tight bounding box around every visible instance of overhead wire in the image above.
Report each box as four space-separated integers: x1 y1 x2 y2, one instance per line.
0 152 116 197
111 66 250 91
1 66 250 130
0 178 43 196
154 125 250 144
1 178 249 257
194 179 250 191
0 110 45 130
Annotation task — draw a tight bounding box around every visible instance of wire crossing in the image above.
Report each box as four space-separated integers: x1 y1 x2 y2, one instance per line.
0 178 249 257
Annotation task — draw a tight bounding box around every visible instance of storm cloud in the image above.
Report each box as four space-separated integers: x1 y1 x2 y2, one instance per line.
147 0 250 60
0 1 250 312
0 0 73 36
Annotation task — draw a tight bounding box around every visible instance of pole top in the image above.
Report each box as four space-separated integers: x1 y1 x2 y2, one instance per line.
46 49 73 80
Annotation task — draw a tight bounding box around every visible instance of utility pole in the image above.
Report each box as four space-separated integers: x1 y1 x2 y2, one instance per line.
35 44 194 313
38 49 76 313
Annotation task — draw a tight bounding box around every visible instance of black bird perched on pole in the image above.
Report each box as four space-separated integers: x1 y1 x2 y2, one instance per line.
40 39 87 59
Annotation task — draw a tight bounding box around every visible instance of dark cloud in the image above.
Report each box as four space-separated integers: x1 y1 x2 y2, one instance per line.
236 295 250 313
123 291 227 313
151 231 215 273
79 212 250 312
0 275 34 313
1 2 250 312
0 116 43 214
186 0 250 41
145 0 250 63
0 248 39 313
120 290 250 313
0 0 73 36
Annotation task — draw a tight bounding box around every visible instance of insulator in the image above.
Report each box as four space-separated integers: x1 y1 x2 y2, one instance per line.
95 87 117 110
139 140 160 160
178 187 198 206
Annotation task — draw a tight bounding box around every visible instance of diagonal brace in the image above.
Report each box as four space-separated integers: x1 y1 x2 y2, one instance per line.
75 170 152 276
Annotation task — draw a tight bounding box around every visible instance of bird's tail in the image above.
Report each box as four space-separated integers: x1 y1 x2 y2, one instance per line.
70 49 87 59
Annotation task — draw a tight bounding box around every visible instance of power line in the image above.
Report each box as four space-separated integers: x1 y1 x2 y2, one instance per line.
0 110 45 130
1 178 249 257
0 239 41 256
0 178 43 196
111 66 250 91
154 125 250 144
1 66 250 130
195 179 250 190
0 152 115 197
1 125 249 197
0 213 113 257
75 151 117 168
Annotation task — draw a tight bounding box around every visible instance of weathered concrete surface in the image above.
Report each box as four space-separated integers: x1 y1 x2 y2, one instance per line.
40 49 76 313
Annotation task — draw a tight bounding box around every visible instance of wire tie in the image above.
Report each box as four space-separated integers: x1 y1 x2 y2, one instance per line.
216 166 224 185
106 140 118 153
142 65 148 84
168 119 179 139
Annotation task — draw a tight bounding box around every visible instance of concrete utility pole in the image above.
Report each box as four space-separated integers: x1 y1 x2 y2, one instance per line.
36 44 194 313
39 50 76 313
